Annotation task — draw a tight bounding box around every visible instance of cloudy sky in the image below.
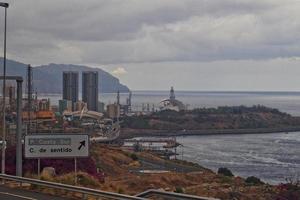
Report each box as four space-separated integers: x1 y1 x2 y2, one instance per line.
1 0 300 91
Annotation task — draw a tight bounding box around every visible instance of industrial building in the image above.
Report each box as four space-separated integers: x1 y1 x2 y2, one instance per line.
63 71 79 110
74 101 87 111
59 99 72 113
114 90 132 116
82 71 98 111
107 103 120 119
22 99 54 121
97 101 105 113
4 85 16 109
159 87 185 111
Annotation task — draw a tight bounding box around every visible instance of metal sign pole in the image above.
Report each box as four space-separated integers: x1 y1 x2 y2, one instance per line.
1 4 8 180
23 134 89 185
16 79 23 177
37 158 40 179
74 158 77 185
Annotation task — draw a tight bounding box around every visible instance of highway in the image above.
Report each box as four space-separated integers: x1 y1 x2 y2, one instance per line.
0 185 68 200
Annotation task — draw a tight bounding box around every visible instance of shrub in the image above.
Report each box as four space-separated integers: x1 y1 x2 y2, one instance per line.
118 187 124 194
245 176 264 185
220 176 233 184
31 172 100 197
77 172 100 187
276 179 300 200
130 153 138 161
174 187 184 193
133 143 141 152
218 167 234 177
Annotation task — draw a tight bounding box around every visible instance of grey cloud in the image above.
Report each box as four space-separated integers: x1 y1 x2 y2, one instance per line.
0 0 300 65
104 58 300 91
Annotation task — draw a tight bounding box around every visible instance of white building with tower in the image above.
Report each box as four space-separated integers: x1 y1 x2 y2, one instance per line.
159 87 185 112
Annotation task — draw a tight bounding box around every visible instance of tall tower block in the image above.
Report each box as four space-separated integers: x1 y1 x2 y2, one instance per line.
82 71 98 111
63 71 79 110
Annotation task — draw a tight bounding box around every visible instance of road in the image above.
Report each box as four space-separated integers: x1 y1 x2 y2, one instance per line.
0 185 68 200
136 155 206 173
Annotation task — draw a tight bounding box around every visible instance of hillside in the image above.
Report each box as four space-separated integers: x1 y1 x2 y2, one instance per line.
2 144 297 199
3 144 294 200
0 58 129 93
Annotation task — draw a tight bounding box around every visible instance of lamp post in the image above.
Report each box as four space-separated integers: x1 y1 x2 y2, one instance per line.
0 2 9 175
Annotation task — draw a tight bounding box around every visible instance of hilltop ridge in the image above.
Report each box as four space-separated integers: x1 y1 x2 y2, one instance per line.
0 58 129 93
121 105 300 138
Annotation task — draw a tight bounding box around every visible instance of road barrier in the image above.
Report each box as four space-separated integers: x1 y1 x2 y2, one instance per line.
0 174 145 200
0 174 219 200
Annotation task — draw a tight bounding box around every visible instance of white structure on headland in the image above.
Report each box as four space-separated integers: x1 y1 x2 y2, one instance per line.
159 87 185 112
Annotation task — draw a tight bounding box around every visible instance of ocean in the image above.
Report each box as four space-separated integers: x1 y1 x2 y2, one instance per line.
177 132 300 185
43 91 300 184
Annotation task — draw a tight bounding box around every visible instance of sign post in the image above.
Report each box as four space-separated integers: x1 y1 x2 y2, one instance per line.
24 134 89 184
37 158 40 179
74 158 77 185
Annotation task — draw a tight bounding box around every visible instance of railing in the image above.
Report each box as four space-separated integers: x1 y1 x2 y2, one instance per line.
136 189 219 200
0 174 219 200
0 174 145 200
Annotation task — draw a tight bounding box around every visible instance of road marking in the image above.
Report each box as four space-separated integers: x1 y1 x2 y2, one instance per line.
0 192 37 200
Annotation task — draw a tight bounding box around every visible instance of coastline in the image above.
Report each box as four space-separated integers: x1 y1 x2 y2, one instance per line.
120 127 300 185
120 126 300 139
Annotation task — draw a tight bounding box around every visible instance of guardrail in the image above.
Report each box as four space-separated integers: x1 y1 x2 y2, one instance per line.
0 174 219 200
0 174 146 200
136 189 220 200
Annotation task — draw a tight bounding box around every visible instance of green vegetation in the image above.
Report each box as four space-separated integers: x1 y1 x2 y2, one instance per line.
191 105 284 115
117 187 124 194
130 153 138 161
174 186 184 193
245 176 264 185
77 173 101 187
29 172 100 198
276 180 300 199
218 167 234 177
122 105 300 130
39 172 100 188
219 175 233 184
123 116 150 129
172 159 208 170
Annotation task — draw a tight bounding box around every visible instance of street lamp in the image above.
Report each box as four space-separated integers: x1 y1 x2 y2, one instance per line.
0 2 9 175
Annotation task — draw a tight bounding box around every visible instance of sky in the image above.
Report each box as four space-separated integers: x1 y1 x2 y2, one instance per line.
1 0 300 91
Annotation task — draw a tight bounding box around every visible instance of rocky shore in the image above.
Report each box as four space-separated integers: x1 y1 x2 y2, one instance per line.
120 126 300 139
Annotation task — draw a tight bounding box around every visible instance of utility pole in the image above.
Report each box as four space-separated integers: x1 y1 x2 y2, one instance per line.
1 2 9 176
16 79 23 177
0 76 23 177
27 65 32 135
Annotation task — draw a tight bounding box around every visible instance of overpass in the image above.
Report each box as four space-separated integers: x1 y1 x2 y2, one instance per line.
63 110 104 120
63 110 121 142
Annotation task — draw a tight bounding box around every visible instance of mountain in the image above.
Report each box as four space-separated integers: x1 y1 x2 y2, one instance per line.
0 58 130 93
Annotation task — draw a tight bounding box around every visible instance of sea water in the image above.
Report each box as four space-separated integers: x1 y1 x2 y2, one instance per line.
177 132 300 184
